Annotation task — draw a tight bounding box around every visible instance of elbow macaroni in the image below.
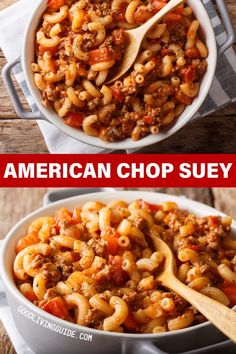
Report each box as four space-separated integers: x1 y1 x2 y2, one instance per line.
14 199 234 334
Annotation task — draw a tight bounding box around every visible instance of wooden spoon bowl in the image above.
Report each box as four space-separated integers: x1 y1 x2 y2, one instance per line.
108 0 184 84
151 235 236 343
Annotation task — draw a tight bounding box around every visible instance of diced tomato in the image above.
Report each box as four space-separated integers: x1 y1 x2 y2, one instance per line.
107 236 119 256
134 8 153 24
47 0 65 10
182 245 202 251
174 4 184 14
113 3 127 22
65 112 85 128
25 290 38 303
16 231 39 253
220 284 236 307
112 29 125 46
152 0 183 16
102 228 121 256
164 13 184 23
175 90 193 105
38 45 58 55
141 200 163 212
143 115 153 125
77 63 87 77
88 48 113 66
164 13 185 39
109 256 129 286
152 0 167 11
111 87 124 103
123 312 138 332
185 47 200 59
161 48 173 57
42 297 69 320
55 208 72 225
209 216 220 228
182 65 196 83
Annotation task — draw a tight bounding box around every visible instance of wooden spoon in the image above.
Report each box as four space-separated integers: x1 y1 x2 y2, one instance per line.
108 0 184 84
151 235 236 343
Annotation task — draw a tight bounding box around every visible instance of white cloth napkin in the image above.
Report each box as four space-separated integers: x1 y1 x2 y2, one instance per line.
0 241 34 354
1 0 236 154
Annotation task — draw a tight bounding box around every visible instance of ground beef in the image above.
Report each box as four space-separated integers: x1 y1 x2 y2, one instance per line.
116 289 137 305
121 119 136 135
43 85 59 102
82 33 97 51
61 224 82 239
88 98 100 111
133 218 148 232
88 238 106 257
85 309 104 327
105 126 125 141
53 251 76 279
31 255 50 269
192 59 208 80
43 288 59 301
165 17 187 43
41 263 62 285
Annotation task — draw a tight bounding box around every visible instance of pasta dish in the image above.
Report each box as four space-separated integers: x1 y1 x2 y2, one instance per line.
13 199 236 333
32 0 208 142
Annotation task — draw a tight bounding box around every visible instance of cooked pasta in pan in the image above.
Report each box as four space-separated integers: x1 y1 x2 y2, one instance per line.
32 0 208 142
14 199 236 333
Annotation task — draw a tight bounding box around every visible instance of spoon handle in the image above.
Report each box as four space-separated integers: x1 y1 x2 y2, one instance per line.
132 0 184 38
165 275 236 343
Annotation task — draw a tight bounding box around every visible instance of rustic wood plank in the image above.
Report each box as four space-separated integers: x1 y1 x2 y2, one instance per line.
0 120 49 153
228 1 236 27
132 188 214 205
142 114 236 153
0 55 30 119
0 188 49 240
212 188 236 219
0 324 16 354
0 0 17 11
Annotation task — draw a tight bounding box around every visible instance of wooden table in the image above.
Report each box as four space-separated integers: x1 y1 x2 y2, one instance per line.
0 0 236 153
0 187 236 353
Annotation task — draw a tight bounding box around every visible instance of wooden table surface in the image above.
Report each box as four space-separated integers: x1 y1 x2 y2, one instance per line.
0 0 236 153
0 187 236 353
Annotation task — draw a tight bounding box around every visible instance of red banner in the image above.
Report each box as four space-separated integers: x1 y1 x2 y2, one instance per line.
0 154 235 188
